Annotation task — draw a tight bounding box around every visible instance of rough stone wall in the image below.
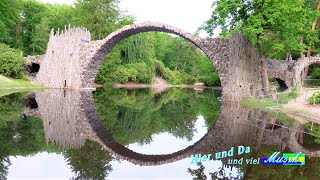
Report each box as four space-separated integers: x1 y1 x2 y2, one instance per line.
223 35 264 101
25 55 45 64
34 27 91 89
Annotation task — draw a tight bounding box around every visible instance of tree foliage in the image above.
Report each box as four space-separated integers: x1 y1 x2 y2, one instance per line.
203 0 320 59
0 44 26 79
96 32 221 86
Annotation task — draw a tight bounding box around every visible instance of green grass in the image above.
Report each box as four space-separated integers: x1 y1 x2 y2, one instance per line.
241 97 278 108
0 89 32 97
241 87 300 109
0 75 44 89
308 91 320 105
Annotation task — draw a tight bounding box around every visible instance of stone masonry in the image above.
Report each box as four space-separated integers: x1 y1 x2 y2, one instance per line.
268 57 320 88
80 22 264 101
31 22 264 101
28 22 320 100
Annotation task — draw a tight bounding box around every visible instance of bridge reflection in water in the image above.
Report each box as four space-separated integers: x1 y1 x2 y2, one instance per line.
24 89 320 167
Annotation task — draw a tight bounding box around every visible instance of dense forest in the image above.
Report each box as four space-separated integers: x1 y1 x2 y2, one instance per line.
0 0 220 86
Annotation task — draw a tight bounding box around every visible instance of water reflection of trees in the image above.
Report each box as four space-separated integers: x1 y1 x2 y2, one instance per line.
93 88 222 145
64 140 113 180
0 116 56 179
0 93 114 180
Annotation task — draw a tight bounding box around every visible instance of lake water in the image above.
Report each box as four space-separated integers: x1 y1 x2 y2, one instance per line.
1 88 320 179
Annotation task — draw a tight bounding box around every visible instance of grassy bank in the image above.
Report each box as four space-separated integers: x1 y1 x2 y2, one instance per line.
240 87 299 109
0 75 44 90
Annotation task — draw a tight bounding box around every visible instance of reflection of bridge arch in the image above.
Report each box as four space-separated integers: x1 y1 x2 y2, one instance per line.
80 91 226 165
27 90 320 166
288 124 320 157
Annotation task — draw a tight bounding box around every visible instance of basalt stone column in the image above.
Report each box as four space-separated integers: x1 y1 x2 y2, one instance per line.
34 27 91 89
222 35 264 101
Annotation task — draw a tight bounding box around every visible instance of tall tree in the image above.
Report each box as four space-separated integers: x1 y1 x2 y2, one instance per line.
0 0 22 47
29 17 50 55
20 0 48 54
203 0 319 94
73 0 122 40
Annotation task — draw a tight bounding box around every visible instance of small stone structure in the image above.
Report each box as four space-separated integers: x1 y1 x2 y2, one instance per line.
30 22 265 101
268 57 320 88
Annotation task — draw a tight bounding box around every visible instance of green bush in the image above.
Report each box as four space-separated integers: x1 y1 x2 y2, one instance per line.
125 63 153 84
169 71 196 85
310 68 320 79
308 91 320 105
112 66 130 83
198 72 221 86
0 44 27 79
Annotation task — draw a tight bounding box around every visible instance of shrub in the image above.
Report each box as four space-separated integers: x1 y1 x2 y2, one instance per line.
0 44 27 79
308 91 320 105
310 68 320 79
125 63 153 84
112 66 130 83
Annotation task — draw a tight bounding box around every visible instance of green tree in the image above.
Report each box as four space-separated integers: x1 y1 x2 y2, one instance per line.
20 0 48 54
0 0 22 46
74 0 122 40
29 17 50 54
203 0 318 59
0 44 26 79
203 0 320 94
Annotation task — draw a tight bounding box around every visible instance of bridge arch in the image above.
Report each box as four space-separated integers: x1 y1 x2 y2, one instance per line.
274 78 289 92
292 57 320 87
80 22 228 89
32 22 264 101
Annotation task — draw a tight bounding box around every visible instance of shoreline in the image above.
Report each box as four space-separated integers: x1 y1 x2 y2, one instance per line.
112 82 222 91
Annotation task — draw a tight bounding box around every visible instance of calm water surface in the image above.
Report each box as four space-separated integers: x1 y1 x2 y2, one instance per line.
1 88 320 179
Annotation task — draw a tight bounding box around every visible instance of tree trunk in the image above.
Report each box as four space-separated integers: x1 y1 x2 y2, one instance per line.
300 38 304 59
307 2 320 57
305 2 320 79
260 54 270 96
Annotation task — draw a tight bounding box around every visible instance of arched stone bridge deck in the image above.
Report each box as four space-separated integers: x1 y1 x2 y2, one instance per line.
26 90 320 166
31 22 264 101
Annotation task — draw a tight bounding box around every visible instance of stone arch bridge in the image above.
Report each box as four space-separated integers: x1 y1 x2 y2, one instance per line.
267 57 320 89
27 22 265 101
26 22 320 99
25 90 320 166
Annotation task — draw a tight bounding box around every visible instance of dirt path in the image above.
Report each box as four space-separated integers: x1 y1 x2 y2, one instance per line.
282 88 320 121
